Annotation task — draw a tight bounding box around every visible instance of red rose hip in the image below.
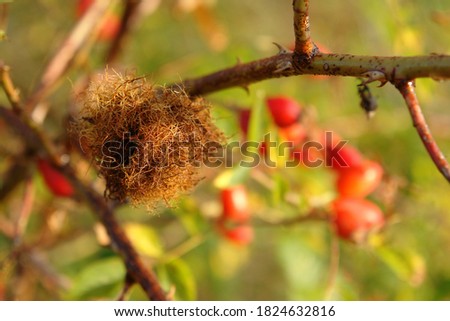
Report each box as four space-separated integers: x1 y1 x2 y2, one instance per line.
266 96 302 128
336 160 383 198
328 145 363 170
279 122 307 147
37 159 74 197
238 109 251 135
332 197 384 243
221 185 250 223
223 225 254 246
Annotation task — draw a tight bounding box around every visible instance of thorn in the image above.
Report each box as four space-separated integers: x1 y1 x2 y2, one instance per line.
272 42 292 55
360 70 388 87
166 285 176 300
240 84 250 94
274 61 293 73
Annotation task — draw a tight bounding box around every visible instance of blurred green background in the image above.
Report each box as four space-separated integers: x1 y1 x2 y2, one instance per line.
1 0 450 300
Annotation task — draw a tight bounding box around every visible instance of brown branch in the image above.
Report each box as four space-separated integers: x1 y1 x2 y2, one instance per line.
0 105 167 301
79 184 167 300
180 52 450 96
0 158 31 202
105 0 141 64
394 80 450 183
24 0 115 114
180 53 293 96
292 0 317 67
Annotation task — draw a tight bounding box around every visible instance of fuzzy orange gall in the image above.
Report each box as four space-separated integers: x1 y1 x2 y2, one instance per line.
71 71 225 206
37 159 74 197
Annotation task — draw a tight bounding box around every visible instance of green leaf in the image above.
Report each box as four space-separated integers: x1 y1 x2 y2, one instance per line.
247 90 268 143
376 246 425 286
124 223 163 258
214 90 269 189
68 257 125 299
269 172 288 206
158 259 197 300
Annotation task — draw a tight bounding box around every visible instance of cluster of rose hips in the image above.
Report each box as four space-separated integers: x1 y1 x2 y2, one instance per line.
324 134 384 243
217 95 385 245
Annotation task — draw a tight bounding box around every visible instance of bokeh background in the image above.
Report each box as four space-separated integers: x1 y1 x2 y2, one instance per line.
1 0 450 300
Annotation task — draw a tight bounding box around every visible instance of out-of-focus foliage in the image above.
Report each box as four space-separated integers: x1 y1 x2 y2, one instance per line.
1 0 450 300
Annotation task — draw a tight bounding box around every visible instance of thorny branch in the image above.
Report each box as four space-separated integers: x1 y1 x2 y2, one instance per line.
394 81 450 183
180 52 450 96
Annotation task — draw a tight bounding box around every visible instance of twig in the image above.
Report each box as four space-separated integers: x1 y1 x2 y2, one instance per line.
116 273 135 301
25 0 116 114
0 105 167 301
105 0 141 64
158 234 205 265
26 250 70 293
0 158 32 202
83 187 167 300
0 62 22 112
292 0 317 67
180 53 450 96
394 80 450 183
13 177 34 243
268 208 328 226
251 168 330 226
